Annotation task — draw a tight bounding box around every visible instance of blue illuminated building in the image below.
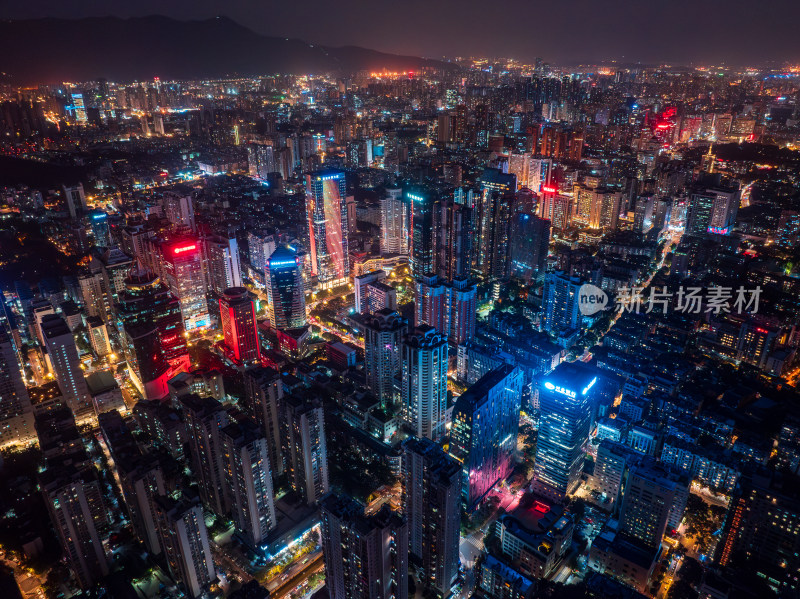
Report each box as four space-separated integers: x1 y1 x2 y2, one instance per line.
449 364 523 510
509 213 550 284
265 246 306 330
533 362 596 501
88 210 110 248
405 186 436 278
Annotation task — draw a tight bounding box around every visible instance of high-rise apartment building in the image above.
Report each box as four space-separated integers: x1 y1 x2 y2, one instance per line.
450 365 523 509
62 183 86 220
283 394 329 505
446 277 477 345
221 419 277 546
381 187 409 255
434 199 473 281
204 235 242 295
354 270 397 315
248 142 277 179
402 437 462 598
0 326 34 446
162 191 196 231
242 366 285 477
618 463 689 549
41 466 109 589
180 394 230 516
153 495 216 599
476 189 514 281
306 169 349 288
533 363 596 501
219 287 261 367
247 231 277 276
717 471 800 590
320 494 409 599
266 246 307 329
359 308 408 407
415 274 449 332
40 314 93 423
401 326 449 441
541 271 584 340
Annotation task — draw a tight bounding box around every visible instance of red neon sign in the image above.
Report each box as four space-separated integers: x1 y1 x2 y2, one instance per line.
542 186 557 193
173 244 197 255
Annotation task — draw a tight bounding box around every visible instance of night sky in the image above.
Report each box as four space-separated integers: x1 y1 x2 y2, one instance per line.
4 0 800 65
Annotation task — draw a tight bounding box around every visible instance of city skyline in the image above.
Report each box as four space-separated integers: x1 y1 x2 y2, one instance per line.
0 9 799 599
2 4 800 70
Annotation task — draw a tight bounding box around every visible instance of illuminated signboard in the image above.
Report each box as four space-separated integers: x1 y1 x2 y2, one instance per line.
407 193 424 202
544 381 576 398
173 244 197 255
582 377 597 395
542 186 557 193
707 225 731 236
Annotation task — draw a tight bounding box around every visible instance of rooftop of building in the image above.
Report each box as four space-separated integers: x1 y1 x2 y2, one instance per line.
454 364 517 410
481 553 536 595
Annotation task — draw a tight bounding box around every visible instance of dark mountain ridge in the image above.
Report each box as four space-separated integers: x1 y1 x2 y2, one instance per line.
0 15 451 83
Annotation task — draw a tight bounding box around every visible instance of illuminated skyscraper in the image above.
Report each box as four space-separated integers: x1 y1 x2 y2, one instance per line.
306 169 349 288
533 363 596 501
71 93 87 124
88 210 110 248
406 187 436 278
686 179 740 237
161 238 209 331
509 213 550 284
380 186 409 255
401 326 449 441
219 287 261 367
476 170 516 280
117 267 189 399
265 246 306 329
449 365 523 509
